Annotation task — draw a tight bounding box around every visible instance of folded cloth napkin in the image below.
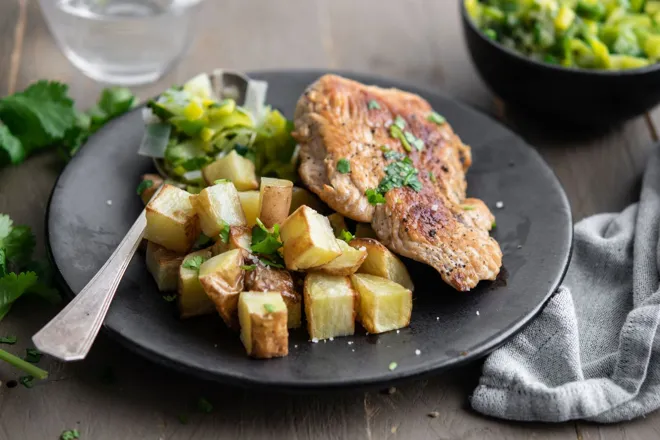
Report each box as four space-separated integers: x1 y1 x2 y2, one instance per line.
471 147 660 423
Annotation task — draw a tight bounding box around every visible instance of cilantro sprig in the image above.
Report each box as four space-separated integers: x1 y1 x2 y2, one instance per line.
339 229 355 243
366 155 423 205
182 255 206 272
250 219 283 255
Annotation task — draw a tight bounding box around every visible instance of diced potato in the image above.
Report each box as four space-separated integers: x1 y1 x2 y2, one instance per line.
146 184 200 253
145 241 184 292
238 191 260 227
327 213 347 236
202 150 259 190
350 238 414 291
259 177 293 228
139 174 163 205
313 240 367 276
190 181 246 237
178 248 215 318
280 206 342 270
199 249 245 329
211 225 252 256
304 273 356 340
238 291 288 359
290 186 327 214
245 265 302 329
355 223 378 239
350 274 412 334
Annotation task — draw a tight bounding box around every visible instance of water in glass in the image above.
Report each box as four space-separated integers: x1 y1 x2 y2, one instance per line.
40 0 203 85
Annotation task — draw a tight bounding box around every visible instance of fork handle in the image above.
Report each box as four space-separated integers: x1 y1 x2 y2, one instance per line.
32 210 147 361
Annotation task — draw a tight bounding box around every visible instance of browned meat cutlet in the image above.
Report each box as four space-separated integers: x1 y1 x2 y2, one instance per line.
294 74 502 291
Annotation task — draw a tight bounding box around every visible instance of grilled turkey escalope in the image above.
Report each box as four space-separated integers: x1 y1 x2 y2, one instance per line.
294 75 502 291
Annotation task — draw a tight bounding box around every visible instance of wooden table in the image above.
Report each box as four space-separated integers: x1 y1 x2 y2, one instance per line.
1 1 658 438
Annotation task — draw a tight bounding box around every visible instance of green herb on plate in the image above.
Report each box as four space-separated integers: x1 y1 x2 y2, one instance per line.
337 158 351 174
339 229 355 243
427 111 446 125
60 429 80 440
368 100 381 110
0 335 17 344
24 348 42 364
182 255 205 271
264 303 276 313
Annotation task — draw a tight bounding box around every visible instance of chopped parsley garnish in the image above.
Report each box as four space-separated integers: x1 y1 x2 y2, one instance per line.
384 150 405 161
218 221 230 244
264 303 276 313
403 131 424 151
214 179 231 184
162 294 177 302
338 229 355 243
0 335 17 344
380 145 390 152
19 375 34 388
60 429 80 440
389 362 398 371
251 219 283 255
427 111 446 125
24 348 42 364
368 100 381 110
197 397 214 413
136 179 153 196
182 255 205 271
241 264 257 271
462 205 476 211
394 116 406 129
428 171 436 183
337 158 351 174
365 189 386 205
491 220 497 229
259 255 285 269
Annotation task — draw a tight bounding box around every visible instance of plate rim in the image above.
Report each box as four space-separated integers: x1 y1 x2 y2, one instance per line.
45 68 573 391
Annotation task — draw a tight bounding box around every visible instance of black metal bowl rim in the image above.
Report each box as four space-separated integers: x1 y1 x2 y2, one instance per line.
459 0 660 77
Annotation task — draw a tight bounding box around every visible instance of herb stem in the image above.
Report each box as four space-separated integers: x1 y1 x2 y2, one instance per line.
0 348 48 379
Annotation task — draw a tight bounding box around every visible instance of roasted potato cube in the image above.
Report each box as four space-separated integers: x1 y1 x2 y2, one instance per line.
139 174 163 205
290 187 327 214
327 213 347 236
238 191 260 227
202 150 259 191
199 249 245 329
350 274 412 334
238 291 288 358
313 240 367 276
245 265 302 329
146 184 200 253
178 248 215 318
350 238 414 291
355 223 378 239
280 206 342 270
146 241 184 291
259 177 293 228
190 181 246 237
304 273 356 340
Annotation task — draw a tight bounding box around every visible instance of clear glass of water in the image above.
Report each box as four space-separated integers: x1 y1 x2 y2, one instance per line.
39 0 204 86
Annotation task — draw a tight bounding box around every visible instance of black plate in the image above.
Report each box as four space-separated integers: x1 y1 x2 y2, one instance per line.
47 70 572 390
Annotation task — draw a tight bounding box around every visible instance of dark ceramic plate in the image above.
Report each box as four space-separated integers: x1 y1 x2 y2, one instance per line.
47 70 572 390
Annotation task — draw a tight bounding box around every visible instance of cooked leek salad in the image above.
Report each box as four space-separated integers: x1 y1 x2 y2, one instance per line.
140 73 297 192
466 0 660 70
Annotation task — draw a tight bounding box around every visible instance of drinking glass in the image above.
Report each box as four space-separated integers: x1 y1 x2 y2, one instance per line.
39 0 204 86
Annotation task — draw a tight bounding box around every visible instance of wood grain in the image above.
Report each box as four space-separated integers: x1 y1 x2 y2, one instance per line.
1 0 658 438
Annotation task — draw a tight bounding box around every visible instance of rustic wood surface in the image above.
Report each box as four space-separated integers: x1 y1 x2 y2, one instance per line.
0 0 658 438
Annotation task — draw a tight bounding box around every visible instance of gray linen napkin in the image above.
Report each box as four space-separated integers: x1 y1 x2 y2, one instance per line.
471 147 660 423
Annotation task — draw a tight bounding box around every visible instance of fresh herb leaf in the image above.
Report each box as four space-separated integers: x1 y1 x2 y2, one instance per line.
384 150 405 161
162 294 177 302
0 125 24 165
19 375 34 388
378 157 422 193
197 397 214 413
491 220 497 229
258 254 285 269
214 179 231 184
0 272 38 321
182 256 205 272
241 264 257 271
1 224 36 269
338 229 355 243
0 215 12 241
0 249 5 277
388 362 398 371
380 145 390 152
428 171 436 183
394 116 406 130
427 111 446 125
365 189 386 205
462 205 475 211
337 158 351 174
24 348 42 364
60 429 80 440
180 156 211 171
368 100 381 110
219 221 230 244
389 125 411 152
0 335 16 344
96 87 136 122
403 131 424 151
251 219 283 255
264 303 276 313
136 179 153 196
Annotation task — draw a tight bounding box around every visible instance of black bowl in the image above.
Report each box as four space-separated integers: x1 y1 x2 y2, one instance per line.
460 1 660 126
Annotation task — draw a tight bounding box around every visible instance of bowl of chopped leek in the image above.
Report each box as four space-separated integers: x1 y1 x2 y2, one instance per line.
461 0 660 126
